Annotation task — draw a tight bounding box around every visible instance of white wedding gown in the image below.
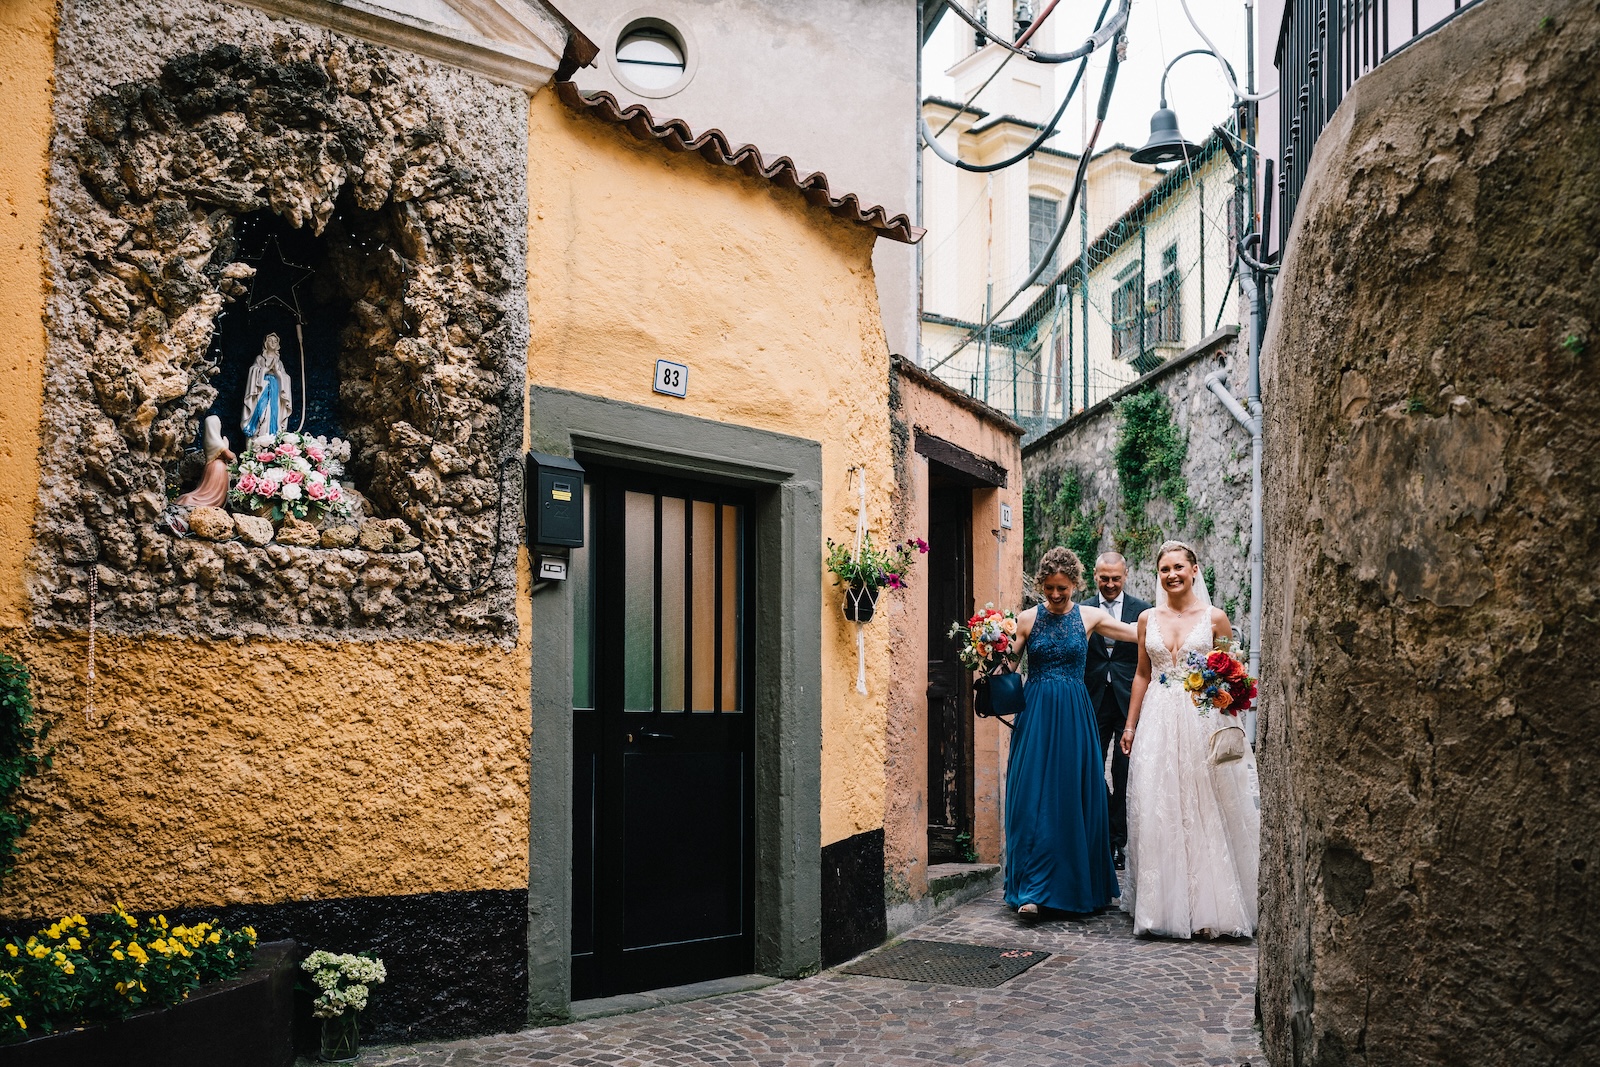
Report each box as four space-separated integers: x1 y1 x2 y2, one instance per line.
1121 614 1260 938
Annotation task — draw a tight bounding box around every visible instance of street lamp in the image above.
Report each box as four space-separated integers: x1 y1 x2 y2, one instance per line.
1130 40 1273 745
1129 48 1236 164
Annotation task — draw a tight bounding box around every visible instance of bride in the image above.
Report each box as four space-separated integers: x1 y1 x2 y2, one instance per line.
1119 540 1259 938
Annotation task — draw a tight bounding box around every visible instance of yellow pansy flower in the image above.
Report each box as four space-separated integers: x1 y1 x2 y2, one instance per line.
67 937 81 950
14 1016 23 1030
4 945 15 958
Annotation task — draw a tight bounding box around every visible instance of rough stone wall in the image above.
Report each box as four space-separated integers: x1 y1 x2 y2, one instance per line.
1257 2 1600 1064
1021 329 1252 609
35 0 529 642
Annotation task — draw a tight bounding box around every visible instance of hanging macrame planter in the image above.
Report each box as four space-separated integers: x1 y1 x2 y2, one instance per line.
842 583 880 624
823 468 926 695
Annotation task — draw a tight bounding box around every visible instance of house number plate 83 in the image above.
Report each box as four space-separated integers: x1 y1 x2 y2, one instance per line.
653 359 689 398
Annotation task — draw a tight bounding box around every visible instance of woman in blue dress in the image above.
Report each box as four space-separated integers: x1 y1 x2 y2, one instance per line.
1003 547 1139 917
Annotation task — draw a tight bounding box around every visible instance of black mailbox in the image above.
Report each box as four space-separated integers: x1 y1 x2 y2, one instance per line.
526 452 585 548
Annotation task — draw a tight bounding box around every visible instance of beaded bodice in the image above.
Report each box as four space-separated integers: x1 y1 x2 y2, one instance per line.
1027 605 1087 682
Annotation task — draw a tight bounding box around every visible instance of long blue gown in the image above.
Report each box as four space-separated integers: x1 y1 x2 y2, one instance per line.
1003 605 1121 913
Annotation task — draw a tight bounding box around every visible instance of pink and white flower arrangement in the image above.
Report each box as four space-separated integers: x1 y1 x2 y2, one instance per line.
228 431 352 522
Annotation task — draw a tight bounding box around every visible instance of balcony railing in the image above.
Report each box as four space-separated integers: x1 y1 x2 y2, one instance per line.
1275 0 1485 242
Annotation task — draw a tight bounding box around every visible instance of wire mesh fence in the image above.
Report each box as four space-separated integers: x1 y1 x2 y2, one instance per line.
921 130 1247 444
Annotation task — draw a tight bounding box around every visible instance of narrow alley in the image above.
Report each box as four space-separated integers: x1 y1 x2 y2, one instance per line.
365 893 1260 1067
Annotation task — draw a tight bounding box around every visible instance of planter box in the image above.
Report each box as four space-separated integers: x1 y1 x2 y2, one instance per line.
4 940 297 1067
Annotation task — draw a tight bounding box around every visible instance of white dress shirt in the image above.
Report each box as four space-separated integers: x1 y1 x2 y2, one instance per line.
1099 594 1123 672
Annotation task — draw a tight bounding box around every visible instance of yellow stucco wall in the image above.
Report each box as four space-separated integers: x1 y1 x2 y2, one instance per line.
0 36 900 922
0 0 54 633
0 6 534 919
525 89 896 847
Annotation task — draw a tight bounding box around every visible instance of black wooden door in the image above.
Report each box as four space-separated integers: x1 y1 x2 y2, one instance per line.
926 484 974 862
572 466 756 1000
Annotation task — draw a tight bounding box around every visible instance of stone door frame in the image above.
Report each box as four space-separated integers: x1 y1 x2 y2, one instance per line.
525 386 823 1022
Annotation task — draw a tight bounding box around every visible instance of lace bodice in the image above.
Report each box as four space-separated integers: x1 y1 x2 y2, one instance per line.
1146 612 1213 677
1026 605 1086 682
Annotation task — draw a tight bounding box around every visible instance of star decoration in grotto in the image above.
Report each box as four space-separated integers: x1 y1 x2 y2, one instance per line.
244 235 314 322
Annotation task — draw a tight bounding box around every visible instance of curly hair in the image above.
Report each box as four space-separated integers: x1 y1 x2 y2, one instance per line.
1035 547 1084 589
1156 540 1199 567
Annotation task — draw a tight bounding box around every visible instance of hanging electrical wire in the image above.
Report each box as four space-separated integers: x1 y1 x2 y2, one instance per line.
922 0 1114 174
932 0 1066 137
929 34 1126 372
942 0 1131 64
1176 0 1277 103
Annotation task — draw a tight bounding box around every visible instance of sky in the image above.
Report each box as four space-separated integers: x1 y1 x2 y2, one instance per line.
923 0 1264 157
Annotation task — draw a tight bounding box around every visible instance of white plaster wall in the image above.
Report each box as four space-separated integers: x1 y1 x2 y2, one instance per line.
565 0 920 358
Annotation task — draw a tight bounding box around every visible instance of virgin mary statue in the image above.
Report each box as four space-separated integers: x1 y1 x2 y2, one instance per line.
241 332 293 448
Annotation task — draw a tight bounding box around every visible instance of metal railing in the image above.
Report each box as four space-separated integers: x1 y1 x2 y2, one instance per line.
1275 0 1483 241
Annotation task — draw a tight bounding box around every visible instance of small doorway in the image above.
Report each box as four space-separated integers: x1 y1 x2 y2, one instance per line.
571 464 756 1000
926 480 974 863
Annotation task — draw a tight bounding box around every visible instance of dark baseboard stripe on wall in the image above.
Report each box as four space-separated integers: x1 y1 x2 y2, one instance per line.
821 827 887 967
2 888 529 1044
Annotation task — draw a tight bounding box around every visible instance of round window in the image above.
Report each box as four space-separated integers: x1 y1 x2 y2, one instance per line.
615 23 686 92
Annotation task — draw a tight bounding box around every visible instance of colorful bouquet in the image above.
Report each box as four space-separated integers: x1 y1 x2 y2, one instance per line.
824 533 928 591
948 605 1020 675
228 431 352 522
1182 640 1257 716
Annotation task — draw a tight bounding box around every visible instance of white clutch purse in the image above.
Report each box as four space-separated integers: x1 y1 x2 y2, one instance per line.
1208 723 1247 764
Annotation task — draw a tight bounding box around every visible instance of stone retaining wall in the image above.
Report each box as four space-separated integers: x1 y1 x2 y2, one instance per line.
1021 326 1252 611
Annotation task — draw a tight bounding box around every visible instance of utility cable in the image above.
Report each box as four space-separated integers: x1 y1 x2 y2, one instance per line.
943 0 1130 64
933 0 1065 137
929 37 1125 372
923 0 1113 173
1176 0 1277 103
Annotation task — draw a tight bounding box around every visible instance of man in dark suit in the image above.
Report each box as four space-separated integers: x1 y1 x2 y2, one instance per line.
1081 552 1149 870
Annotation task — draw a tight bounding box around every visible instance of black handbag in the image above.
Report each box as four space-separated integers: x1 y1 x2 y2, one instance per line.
973 670 1025 720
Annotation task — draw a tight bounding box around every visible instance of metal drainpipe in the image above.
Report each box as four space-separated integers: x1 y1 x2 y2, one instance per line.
1204 270 1264 745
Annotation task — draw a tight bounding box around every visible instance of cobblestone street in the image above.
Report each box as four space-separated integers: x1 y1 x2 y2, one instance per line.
363 892 1262 1067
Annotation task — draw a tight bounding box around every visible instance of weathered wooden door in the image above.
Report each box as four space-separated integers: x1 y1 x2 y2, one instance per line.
926 484 974 863
572 466 756 1000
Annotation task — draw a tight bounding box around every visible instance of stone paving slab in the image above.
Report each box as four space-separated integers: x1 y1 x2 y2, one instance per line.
361 892 1262 1067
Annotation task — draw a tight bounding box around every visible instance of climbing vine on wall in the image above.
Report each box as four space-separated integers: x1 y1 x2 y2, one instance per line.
1023 468 1105 577
1112 390 1192 565
0 653 49 888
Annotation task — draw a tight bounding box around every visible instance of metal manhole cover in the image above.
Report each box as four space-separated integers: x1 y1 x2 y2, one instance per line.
839 939 1049 987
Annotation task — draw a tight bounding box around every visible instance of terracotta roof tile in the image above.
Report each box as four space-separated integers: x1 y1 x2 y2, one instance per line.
555 82 924 245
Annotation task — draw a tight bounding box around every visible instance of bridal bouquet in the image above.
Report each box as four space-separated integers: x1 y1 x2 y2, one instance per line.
948 605 1020 675
229 431 352 522
1182 641 1257 716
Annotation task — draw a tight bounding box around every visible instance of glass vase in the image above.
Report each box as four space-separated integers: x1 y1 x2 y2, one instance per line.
318 1012 360 1062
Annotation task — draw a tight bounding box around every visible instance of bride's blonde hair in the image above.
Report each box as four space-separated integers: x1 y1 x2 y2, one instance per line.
1156 540 1199 568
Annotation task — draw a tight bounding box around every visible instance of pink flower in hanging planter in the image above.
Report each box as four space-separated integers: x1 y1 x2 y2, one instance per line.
886 572 903 589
